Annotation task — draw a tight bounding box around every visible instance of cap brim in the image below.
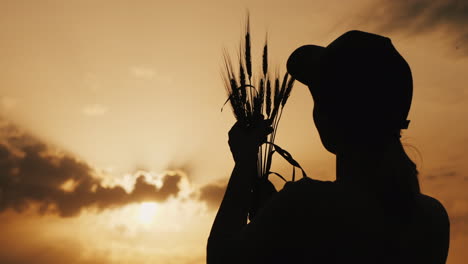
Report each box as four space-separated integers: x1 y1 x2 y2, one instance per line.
287 45 326 85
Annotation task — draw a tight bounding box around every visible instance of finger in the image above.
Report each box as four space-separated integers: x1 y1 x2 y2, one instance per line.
229 121 245 137
259 117 272 125
253 113 265 122
253 127 273 144
266 125 274 134
259 122 273 135
252 119 272 131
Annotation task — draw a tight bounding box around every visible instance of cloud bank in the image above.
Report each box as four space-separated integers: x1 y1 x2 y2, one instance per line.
0 120 182 217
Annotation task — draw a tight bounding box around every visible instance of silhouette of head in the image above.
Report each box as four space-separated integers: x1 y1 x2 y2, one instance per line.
287 30 412 154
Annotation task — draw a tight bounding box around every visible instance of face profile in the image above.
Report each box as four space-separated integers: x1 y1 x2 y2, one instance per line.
287 30 413 154
312 100 340 154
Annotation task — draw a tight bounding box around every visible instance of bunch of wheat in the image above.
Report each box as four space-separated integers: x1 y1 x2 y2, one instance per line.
221 16 307 184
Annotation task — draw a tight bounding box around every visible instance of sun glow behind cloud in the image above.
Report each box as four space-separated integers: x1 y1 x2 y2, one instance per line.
0 164 216 264
0 119 219 263
69 191 212 263
138 202 158 226
0 198 212 264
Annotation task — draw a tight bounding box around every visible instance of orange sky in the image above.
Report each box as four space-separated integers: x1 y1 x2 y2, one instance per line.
0 0 467 263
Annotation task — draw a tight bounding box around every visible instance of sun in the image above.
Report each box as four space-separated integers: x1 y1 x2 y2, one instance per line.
138 202 158 225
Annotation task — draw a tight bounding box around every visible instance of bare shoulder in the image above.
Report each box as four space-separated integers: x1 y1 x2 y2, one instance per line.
414 193 450 234
414 193 450 263
416 193 450 223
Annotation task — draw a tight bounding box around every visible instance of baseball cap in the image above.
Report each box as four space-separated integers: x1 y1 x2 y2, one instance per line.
287 30 412 130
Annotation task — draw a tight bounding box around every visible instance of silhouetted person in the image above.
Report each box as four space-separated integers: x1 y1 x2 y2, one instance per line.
207 30 450 264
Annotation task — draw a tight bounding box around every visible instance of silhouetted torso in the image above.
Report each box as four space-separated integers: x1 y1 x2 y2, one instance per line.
239 177 449 264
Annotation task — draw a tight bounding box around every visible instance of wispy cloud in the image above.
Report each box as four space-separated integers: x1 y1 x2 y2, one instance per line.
424 167 458 181
361 0 468 55
82 104 108 116
130 66 173 84
130 66 156 79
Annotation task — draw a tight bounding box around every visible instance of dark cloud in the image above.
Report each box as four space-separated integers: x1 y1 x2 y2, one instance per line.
0 121 182 217
198 181 226 210
364 0 468 55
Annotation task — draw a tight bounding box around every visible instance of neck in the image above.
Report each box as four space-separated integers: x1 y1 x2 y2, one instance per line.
336 150 376 186
335 138 396 186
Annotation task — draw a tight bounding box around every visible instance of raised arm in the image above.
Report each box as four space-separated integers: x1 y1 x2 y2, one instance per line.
207 119 273 264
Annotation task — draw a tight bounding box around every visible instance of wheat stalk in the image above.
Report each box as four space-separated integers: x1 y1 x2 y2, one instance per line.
221 14 307 187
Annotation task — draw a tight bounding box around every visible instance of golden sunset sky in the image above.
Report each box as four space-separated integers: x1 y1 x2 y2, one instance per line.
0 0 467 263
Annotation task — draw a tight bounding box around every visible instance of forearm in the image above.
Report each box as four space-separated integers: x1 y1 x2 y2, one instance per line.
207 159 257 263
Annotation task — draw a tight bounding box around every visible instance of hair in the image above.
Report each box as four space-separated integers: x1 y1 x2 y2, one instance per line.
373 133 421 217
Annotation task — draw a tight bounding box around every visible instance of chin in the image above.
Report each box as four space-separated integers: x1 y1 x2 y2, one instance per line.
323 144 337 155
320 136 338 155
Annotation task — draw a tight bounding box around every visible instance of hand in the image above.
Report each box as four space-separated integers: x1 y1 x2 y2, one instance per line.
228 116 273 164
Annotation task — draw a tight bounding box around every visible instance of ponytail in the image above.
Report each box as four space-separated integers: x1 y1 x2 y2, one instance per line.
376 135 420 215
